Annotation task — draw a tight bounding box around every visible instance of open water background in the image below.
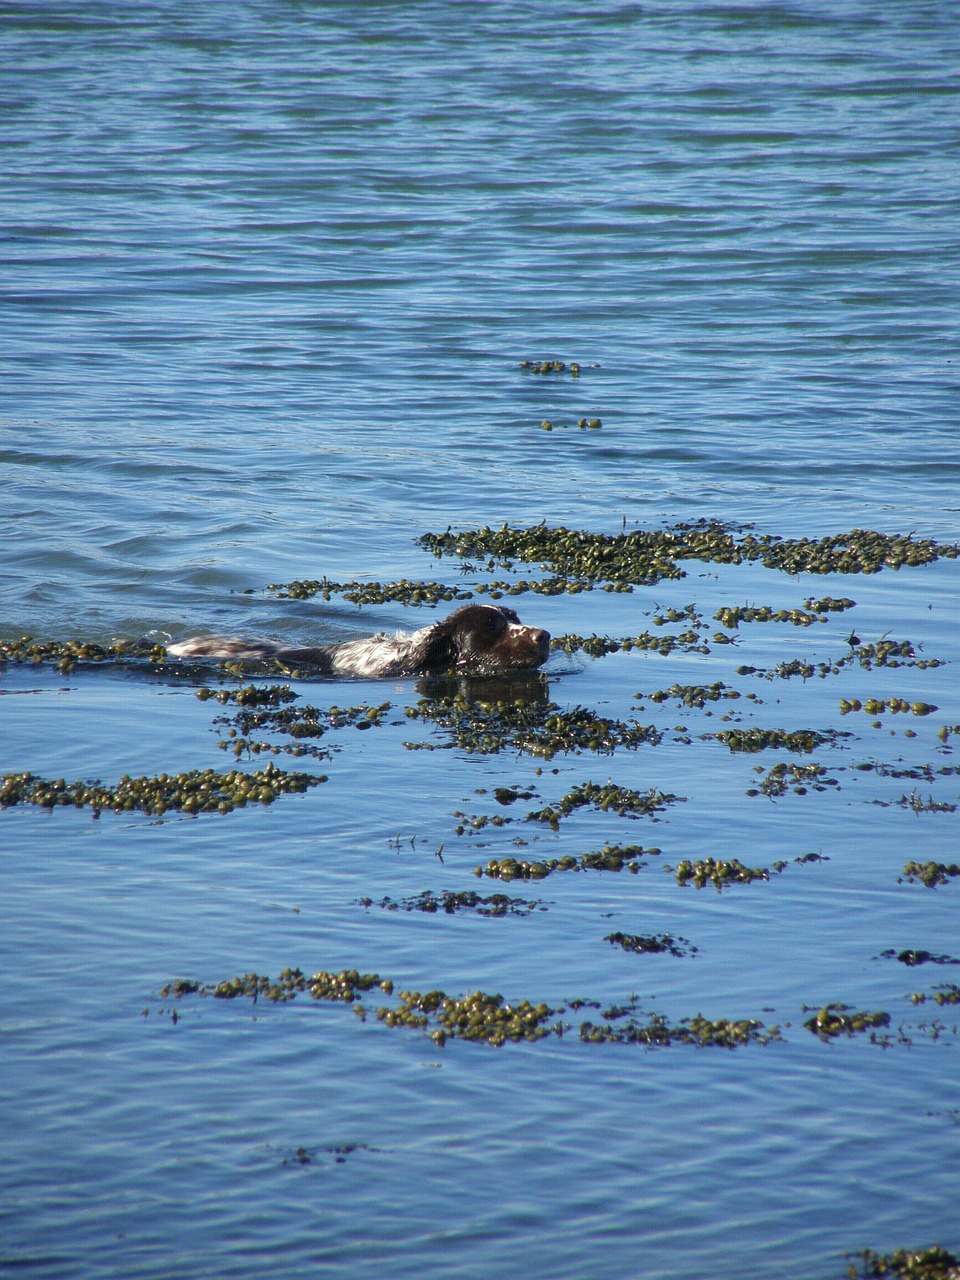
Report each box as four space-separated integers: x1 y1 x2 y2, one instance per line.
2 3 959 1277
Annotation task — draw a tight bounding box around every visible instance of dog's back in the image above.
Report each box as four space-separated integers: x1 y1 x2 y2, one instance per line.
166 604 549 677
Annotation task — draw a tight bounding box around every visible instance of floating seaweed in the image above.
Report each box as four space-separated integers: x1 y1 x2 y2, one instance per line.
897 791 957 814
843 640 941 671
900 861 960 888
518 358 584 375
526 781 683 829
0 636 167 674
475 843 658 881
538 417 602 431
840 698 939 717
737 637 943 684
169 970 777 1049
455 785 678 839
166 969 960 1052
713 727 845 753
0 762 324 816
418 522 960 586
264 577 475 605
713 604 828 629
196 683 298 707
672 857 778 890
604 931 697 958
803 1003 891 1039
215 698 392 760
854 763 960 782
748 761 841 798
404 694 661 758
880 950 960 967
848 1245 959 1279
578 1012 780 1048
640 681 742 709
910 985 960 1006
365 890 540 918
805 596 857 613
553 629 708 657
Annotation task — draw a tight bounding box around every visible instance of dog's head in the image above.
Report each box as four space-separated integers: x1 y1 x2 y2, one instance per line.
418 604 551 674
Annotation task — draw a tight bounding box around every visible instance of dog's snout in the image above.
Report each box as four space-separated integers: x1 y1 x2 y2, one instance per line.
530 626 551 658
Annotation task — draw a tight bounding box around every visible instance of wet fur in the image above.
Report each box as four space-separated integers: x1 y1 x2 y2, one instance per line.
166 603 550 677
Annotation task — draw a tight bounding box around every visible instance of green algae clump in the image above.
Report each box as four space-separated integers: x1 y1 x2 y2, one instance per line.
849 1244 959 1279
901 861 960 888
527 781 682 828
673 857 775 891
174 968 781 1050
405 695 661 757
804 1003 891 1039
476 843 656 881
604 931 696 958
0 762 324 816
418 522 960 587
714 727 840 753
579 1012 778 1048
0 636 167 673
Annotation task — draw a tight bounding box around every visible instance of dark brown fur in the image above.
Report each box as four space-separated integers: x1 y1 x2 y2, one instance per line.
167 604 551 677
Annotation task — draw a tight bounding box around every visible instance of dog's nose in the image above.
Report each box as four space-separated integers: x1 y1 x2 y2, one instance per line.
532 627 551 659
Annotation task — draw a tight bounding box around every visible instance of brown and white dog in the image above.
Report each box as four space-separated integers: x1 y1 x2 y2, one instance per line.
166 603 550 677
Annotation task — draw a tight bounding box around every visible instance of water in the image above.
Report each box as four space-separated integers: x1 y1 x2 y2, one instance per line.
3 3 960 1277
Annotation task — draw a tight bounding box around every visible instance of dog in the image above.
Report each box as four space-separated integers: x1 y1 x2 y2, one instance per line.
166 603 551 677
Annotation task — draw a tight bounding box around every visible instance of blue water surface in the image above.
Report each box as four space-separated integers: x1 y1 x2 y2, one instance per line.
2 3 959 1277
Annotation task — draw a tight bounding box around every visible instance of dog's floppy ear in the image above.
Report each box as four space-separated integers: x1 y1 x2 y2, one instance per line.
413 620 459 672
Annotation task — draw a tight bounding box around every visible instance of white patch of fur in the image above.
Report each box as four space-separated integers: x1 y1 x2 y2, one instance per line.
326 625 436 677
166 635 288 661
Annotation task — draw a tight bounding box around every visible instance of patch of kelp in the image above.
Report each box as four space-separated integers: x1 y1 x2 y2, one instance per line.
738 639 944 683
900 861 960 889
605 931 697 958
804 1003 892 1039
212 693 392 760
710 596 854 630
196 684 299 707
473 847 820 889
403 695 661 757
747 761 842 798
880 949 960 967
895 792 957 815
637 680 757 709
910 985 960 1007
261 525 959 606
474 843 659 881
164 970 960 1052
846 1245 960 1280
264 577 477 605
0 636 167 674
855 762 960 782
454 781 683 835
551 629 708 657
417 522 960 585
517 358 585 376
164 969 780 1049
712 727 849 753
669 853 826 891
362 890 540 918
714 603 832 629
537 417 602 432
265 575 635 605
841 698 939 717
528 781 683 826
0 761 324 816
